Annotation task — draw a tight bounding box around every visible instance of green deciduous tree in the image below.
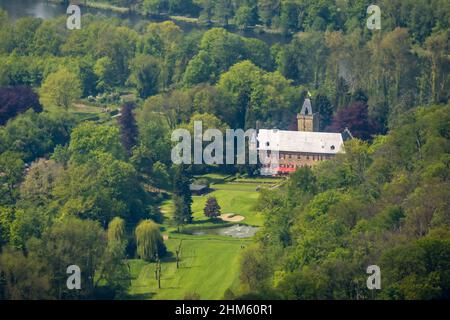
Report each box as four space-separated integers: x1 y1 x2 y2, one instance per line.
39 68 82 109
128 54 161 98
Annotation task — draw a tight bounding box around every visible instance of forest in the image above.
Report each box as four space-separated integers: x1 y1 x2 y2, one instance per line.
0 0 449 299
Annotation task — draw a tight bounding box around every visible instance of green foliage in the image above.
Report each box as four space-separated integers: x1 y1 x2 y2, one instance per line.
27 217 107 299
0 110 75 163
135 220 166 261
53 152 148 226
0 207 14 246
0 1 449 301
247 105 450 300
68 122 125 164
128 54 161 98
107 217 127 246
0 246 51 300
239 245 272 292
39 67 82 109
0 151 24 205
173 165 193 225
19 159 63 208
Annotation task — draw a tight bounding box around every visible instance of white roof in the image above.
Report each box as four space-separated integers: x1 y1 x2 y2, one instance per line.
258 129 344 155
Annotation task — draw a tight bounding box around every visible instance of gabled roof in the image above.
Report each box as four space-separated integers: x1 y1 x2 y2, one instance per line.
190 184 208 191
258 129 344 155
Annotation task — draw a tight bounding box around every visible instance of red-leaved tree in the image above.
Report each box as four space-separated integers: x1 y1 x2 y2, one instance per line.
0 86 42 125
326 101 376 140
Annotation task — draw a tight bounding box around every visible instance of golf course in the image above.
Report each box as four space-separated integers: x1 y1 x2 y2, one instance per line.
127 174 281 300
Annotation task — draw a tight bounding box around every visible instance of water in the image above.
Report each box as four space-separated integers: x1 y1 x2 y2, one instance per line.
0 0 287 45
186 224 259 239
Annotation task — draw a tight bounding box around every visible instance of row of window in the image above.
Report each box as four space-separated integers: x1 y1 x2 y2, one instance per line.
278 153 331 161
262 164 313 169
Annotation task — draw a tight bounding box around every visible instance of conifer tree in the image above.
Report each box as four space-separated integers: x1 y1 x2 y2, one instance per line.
173 165 193 226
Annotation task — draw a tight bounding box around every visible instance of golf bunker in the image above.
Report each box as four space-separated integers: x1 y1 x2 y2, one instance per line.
219 213 245 222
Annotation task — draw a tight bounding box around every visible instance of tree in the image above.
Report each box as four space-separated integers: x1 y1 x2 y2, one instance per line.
39 68 82 110
327 100 376 140
128 54 161 99
0 86 42 125
107 217 127 247
213 0 233 26
135 220 166 261
0 151 24 205
68 122 125 164
101 216 130 298
258 0 280 27
235 5 256 30
32 18 66 56
173 165 193 226
314 93 334 130
195 0 214 24
19 159 63 208
142 0 167 15
0 207 14 246
217 60 263 128
53 153 147 226
94 56 115 92
119 102 138 156
0 110 75 163
240 245 272 292
424 30 450 104
27 217 107 299
0 246 51 300
203 196 221 218
183 50 214 86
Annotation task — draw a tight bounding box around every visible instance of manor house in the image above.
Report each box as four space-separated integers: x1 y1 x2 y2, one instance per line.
258 98 346 175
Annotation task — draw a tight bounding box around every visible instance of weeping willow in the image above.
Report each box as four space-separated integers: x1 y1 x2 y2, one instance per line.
107 217 126 245
135 220 165 261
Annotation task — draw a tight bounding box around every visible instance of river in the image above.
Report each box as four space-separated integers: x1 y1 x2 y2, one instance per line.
0 0 288 45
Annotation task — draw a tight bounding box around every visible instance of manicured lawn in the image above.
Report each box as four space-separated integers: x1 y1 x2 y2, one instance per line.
161 181 263 227
127 234 251 300
133 178 262 300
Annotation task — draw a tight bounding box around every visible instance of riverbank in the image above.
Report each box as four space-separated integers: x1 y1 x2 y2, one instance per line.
50 0 130 14
49 0 286 36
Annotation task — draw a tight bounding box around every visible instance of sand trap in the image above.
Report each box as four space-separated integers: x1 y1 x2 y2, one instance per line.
220 213 245 222
163 234 169 241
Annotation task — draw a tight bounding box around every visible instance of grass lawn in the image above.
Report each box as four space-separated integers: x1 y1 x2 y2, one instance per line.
127 234 251 300
130 178 263 299
161 181 263 227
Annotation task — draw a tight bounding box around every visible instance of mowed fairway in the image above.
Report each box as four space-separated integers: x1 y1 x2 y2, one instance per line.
191 183 263 226
129 179 269 300
128 234 251 300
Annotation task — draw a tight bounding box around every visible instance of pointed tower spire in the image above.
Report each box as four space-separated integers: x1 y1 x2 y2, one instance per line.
297 97 319 132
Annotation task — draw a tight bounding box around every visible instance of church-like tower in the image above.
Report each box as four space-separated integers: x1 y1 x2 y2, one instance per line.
297 98 319 132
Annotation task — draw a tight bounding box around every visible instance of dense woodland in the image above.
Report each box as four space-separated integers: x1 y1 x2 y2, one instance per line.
243 106 450 299
0 0 449 299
